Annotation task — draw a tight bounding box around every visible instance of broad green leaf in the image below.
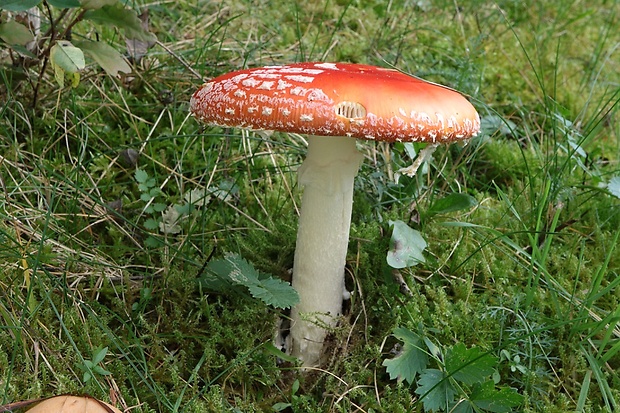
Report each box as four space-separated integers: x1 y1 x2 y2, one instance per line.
84 4 157 42
387 220 427 269
607 176 620 199
382 327 429 384
0 21 34 45
426 193 477 217
50 40 85 87
445 343 497 386
415 368 456 412
450 400 474 413
0 0 41 11
80 0 117 9
91 346 108 364
470 380 523 412
48 0 80 7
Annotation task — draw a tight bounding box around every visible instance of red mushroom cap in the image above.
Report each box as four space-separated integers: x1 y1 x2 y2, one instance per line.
190 62 480 143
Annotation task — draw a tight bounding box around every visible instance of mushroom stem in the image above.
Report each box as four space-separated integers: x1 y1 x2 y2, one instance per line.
290 135 363 366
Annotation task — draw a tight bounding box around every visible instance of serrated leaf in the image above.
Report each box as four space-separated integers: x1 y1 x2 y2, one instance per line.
205 254 298 309
0 0 41 11
470 380 523 412
247 277 299 309
159 204 182 234
75 40 131 77
608 176 620 199
427 193 477 217
445 343 497 386
134 169 148 183
48 0 80 7
144 235 162 248
208 254 258 285
80 0 117 9
383 327 429 384
143 218 159 230
415 368 456 412
0 21 34 45
152 202 166 212
84 4 157 42
387 220 427 269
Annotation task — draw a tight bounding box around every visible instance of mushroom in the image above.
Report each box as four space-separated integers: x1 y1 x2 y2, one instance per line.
190 62 480 366
25 395 122 413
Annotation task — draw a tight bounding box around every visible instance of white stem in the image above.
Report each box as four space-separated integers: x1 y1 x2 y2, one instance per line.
290 135 363 366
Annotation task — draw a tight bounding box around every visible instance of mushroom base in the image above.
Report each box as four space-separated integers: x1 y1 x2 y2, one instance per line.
289 135 363 367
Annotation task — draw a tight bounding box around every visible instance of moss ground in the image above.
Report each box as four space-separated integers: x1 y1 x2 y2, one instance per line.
1 0 619 411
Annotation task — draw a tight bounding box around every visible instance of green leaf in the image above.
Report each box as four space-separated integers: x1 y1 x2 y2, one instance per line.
49 40 85 87
80 0 117 10
415 368 456 412
84 4 157 42
0 0 41 11
426 193 478 217
382 327 429 384
143 218 159 230
0 21 34 45
470 380 523 412
272 402 292 411
134 169 149 184
48 0 80 7
262 342 298 363
607 176 620 199
205 254 299 309
246 277 299 309
50 41 85 73
450 400 474 413
75 40 132 77
387 220 427 269
91 346 108 364
445 343 497 386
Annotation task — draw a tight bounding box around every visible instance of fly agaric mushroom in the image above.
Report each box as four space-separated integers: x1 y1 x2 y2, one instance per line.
190 62 480 366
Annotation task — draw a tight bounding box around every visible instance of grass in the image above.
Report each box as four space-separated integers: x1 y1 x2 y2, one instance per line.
1 0 619 411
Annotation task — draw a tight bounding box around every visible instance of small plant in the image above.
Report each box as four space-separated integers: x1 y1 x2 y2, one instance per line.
384 327 523 412
135 168 167 232
77 346 112 384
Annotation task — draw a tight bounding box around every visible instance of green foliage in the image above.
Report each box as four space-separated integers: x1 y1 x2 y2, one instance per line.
200 253 299 309
426 193 478 218
387 220 427 269
383 327 429 384
0 0 618 411
384 328 523 412
0 0 152 96
77 346 112 383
